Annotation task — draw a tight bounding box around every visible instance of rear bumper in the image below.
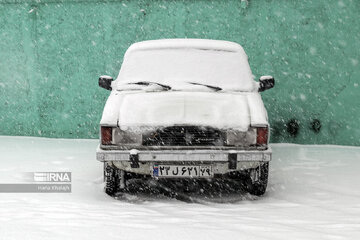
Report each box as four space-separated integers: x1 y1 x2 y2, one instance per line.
96 146 271 175
96 146 271 162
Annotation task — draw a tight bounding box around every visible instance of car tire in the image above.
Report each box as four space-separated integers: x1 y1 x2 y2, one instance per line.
245 162 269 196
104 163 126 196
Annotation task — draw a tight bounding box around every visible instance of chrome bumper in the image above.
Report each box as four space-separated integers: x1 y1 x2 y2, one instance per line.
96 146 271 162
97 146 271 175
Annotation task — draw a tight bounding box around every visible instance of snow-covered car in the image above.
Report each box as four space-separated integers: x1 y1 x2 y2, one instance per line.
96 39 275 196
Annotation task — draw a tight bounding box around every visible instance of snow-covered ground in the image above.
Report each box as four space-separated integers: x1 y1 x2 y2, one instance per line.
0 136 359 239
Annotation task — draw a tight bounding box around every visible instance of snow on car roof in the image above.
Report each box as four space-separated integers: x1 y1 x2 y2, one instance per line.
126 39 246 53
116 39 256 92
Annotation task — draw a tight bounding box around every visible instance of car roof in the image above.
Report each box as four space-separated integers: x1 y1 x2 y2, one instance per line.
126 39 246 55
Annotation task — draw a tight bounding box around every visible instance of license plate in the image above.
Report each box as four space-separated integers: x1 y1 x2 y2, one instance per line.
153 165 213 178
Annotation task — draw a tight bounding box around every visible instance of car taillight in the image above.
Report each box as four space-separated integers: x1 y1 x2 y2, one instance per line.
256 127 268 146
101 127 113 145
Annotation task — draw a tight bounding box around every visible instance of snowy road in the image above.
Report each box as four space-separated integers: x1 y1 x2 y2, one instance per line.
0 136 359 239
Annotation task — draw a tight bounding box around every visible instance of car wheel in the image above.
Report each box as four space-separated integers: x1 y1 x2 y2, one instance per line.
245 162 269 196
104 163 126 196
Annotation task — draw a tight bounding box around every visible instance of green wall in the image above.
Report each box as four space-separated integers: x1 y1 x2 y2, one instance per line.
0 0 359 145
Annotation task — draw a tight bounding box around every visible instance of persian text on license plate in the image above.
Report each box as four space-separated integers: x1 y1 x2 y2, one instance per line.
153 165 213 178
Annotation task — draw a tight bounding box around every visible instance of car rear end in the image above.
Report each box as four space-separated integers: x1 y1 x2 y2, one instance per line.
96 124 271 178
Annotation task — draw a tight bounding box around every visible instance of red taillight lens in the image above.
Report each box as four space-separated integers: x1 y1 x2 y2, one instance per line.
101 127 113 145
256 127 268 146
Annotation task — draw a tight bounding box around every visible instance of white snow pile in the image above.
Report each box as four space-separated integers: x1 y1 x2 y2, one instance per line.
118 92 265 131
101 91 268 131
0 136 359 240
259 75 274 81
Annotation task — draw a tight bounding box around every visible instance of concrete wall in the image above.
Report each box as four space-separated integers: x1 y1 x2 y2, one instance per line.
0 0 359 145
